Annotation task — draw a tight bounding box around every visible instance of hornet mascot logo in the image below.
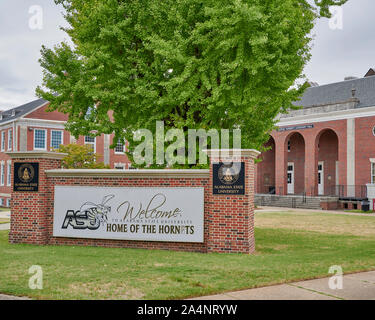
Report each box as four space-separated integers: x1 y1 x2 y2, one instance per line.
61 195 114 230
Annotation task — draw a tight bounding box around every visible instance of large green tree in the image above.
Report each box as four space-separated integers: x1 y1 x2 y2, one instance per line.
37 0 347 166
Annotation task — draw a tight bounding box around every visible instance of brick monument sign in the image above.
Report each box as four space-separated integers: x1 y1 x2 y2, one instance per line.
7 149 259 254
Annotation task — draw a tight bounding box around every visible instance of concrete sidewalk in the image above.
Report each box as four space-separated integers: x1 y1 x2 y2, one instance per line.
0 210 10 231
1 271 374 300
0 210 10 219
0 223 10 230
189 271 375 300
0 294 30 300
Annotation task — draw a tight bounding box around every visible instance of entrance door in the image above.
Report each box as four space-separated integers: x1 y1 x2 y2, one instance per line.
287 162 294 194
318 161 324 195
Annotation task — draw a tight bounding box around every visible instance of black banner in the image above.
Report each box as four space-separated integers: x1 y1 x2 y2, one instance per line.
277 124 314 132
213 162 245 195
13 162 39 192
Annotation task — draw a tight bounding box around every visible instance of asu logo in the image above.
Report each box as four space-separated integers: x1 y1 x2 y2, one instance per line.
218 163 241 185
62 195 114 230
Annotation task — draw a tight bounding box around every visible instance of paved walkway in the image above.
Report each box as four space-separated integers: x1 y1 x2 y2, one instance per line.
0 210 10 219
1 271 374 300
189 271 375 300
0 294 30 300
0 210 10 230
0 223 10 230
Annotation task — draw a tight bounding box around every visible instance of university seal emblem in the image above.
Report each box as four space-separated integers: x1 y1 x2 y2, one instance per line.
17 163 35 183
218 163 240 185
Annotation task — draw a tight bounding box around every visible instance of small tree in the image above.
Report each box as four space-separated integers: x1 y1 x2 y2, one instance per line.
55 144 110 169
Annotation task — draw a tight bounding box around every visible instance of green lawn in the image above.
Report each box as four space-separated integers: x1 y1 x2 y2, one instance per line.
0 210 375 300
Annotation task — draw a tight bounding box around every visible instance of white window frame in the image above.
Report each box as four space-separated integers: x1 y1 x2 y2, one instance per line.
371 159 375 184
51 130 64 150
0 162 4 186
114 139 125 154
1 131 5 151
7 129 12 151
34 129 47 150
84 136 96 153
287 162 294 194
6 160 11 186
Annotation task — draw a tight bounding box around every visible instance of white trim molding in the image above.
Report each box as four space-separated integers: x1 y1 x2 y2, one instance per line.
7 128 12 151
0 193 11 198
6 151 67 160
0 161 4 186
203 149 260 158
277 105 375 127
46 169 210 178
18 118 66 129
6 160 11 187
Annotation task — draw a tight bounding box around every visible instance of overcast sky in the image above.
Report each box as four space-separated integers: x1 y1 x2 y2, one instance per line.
0 0 374 110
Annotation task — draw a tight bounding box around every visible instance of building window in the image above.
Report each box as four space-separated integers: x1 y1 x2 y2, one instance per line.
7 129 12 150
287 140 291 152
371 162 375 184
84 136 96 153
51 130 63 150
0 162 4 186
34 129 47 150
6 198 10 207
0 198 3 207
114 163 125 170
6 161 11 186
1 131 5 151
114 140 125 154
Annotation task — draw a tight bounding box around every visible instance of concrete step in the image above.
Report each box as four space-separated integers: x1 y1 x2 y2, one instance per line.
255 195 323 210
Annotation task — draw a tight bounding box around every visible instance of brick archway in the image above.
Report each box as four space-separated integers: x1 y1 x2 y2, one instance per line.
315 128 340 196
256 136 276 194
273 131 307 196
284 132 305 195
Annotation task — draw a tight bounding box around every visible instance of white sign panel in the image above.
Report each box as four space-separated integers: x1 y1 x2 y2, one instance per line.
53 186 204 243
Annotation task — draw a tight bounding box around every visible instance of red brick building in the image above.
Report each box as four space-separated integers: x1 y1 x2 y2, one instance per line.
0 99 131 206
256 69 375 209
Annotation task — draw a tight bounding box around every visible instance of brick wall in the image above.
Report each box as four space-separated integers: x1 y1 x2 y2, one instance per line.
24 103 69 121
9 156 64 244
355 116 375 186
206 150 258 254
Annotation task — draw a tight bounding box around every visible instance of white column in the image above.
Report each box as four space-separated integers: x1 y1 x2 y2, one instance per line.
103 134 110 165
19 125 28 151
347 118 355 196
